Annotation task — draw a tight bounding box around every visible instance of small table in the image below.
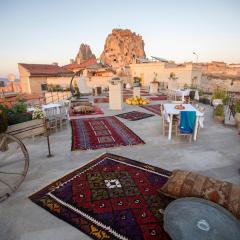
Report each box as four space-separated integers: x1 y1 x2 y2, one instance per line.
164 197 240 240
163 103 203 141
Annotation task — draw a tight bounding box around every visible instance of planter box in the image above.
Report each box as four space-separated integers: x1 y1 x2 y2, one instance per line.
7 112 32 125
6 119 47 139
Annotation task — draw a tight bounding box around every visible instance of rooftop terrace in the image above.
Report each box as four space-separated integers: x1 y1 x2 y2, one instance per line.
0 99 239 240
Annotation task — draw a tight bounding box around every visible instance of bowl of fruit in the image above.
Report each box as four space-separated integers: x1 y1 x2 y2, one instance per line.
125 96 150 105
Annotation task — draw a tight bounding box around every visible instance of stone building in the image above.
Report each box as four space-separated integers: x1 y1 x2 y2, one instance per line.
18 63 75 94
63 58 118 88
129 61 202 89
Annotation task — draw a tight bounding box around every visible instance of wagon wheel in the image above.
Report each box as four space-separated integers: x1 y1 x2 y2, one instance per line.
0 133 29 202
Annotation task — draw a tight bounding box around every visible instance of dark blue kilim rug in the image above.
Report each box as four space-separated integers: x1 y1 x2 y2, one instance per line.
29 153 173 240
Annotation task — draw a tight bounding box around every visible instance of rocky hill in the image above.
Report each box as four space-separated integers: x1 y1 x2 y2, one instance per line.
100 29 146 69
75 44 96 64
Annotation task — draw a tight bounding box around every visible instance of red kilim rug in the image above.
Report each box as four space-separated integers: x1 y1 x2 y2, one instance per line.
94 98 109 103
116 111 154 121
69 105 104 118
29 153 173 240
71 116 145 151
140 104 162 116
148 96 167 101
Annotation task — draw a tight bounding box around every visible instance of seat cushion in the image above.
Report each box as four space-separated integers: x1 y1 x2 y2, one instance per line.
159 170 240 219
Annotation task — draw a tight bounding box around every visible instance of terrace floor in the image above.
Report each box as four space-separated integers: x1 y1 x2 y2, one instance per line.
0 101 240 240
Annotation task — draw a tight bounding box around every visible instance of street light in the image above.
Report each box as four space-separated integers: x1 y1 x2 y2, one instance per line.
193 52 199 63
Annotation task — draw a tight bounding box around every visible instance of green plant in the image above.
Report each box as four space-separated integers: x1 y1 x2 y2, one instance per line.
7 112 32 125
133 77 142 87
133 76 141 83
214 104 224 117
169 72 176 79
32 106 44 119
73 80 80 97
212 89 227 100
235 101 240 113
199 89 204 96
47 84 63 92
0 104 13 114
212 89 229 105
0 109 8 133
12 102 27 114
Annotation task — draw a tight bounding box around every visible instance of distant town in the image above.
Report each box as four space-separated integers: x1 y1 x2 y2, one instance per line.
1 29 240 104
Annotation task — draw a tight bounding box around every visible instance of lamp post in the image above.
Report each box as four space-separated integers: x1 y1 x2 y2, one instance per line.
193 52 199 63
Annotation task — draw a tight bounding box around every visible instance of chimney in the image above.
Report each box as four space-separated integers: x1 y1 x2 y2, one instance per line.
52 62 58 66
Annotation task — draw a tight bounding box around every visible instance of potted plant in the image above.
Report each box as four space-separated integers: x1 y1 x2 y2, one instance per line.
133 77 141 87
7 102 32 125
214 104 224 123
234 101 240 129
0 108 8 133
211 89 228 107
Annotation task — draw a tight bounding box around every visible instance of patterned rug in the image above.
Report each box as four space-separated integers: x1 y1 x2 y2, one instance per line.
148 96 167 101
68 105 104 118
94 98 109 103
71 116 145 151
140 104 162 115
116 111 154 121
29 153 173 240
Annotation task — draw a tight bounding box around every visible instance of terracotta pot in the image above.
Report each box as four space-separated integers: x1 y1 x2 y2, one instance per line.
214 115 224 123
235 112 240 129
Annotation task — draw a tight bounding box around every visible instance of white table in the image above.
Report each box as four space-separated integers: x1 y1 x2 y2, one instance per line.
163 103 204 141
27 103 61 114
174 89 190 101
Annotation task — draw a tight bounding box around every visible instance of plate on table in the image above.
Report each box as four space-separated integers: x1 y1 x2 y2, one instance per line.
175 105 185 110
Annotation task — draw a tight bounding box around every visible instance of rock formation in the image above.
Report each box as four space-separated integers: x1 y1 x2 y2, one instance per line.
100 29 146 69
75 44 96 64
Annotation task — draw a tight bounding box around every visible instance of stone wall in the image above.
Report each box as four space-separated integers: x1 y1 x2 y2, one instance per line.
200 75 240 92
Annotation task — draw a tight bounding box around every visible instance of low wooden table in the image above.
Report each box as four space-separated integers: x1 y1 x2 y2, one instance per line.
164 197 240 240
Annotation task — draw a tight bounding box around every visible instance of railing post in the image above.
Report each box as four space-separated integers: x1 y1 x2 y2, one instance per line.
51 91 53 103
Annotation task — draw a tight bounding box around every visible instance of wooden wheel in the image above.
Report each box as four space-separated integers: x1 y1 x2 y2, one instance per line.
0 133 29 202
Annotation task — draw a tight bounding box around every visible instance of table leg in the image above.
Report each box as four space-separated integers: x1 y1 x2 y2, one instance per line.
168 114 173 140
193 116 199 141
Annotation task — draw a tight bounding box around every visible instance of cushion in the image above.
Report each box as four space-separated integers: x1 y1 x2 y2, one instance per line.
160 170 240 219
71 102 92 108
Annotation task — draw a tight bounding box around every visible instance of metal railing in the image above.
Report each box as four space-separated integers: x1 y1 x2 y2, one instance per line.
0 91 71 108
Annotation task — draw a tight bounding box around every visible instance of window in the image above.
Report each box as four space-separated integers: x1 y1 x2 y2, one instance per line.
41 84 48 91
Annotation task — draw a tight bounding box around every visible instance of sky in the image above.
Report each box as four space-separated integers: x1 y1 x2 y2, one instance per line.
0 0 240 77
